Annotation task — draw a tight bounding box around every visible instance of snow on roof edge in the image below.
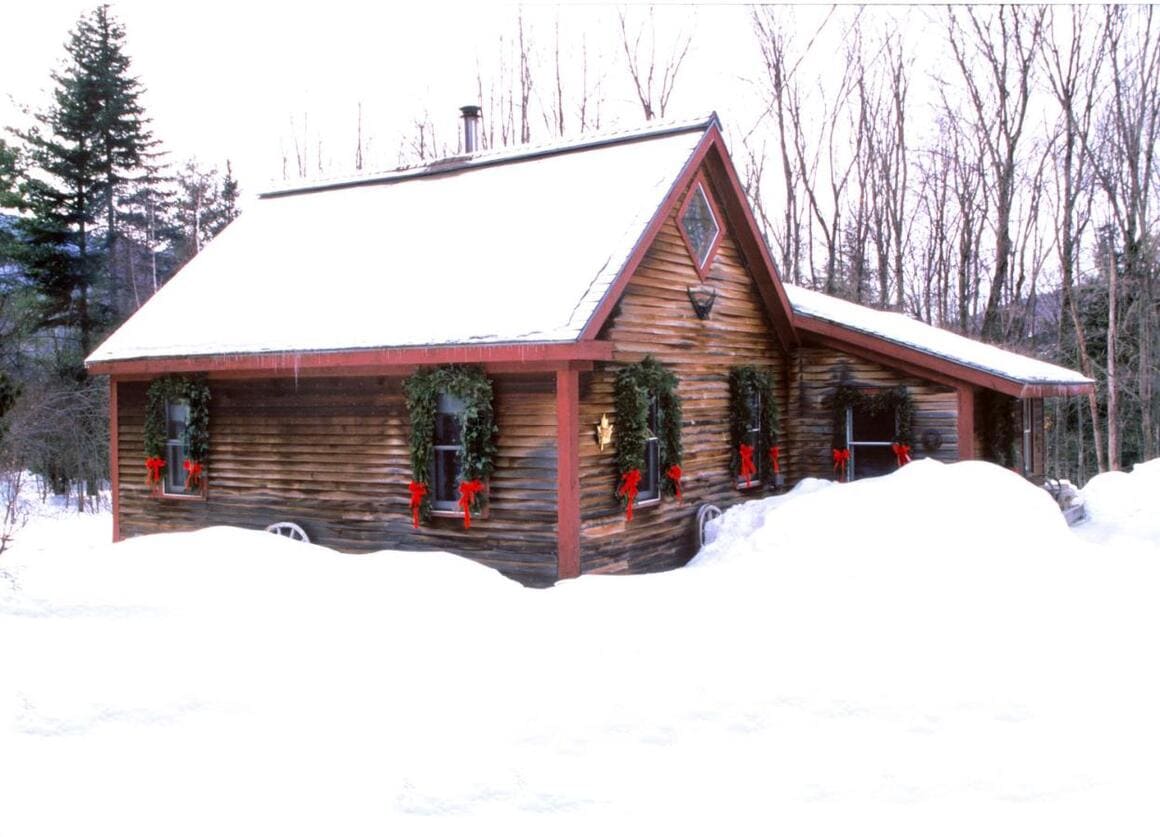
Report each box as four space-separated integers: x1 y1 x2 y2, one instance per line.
260 113 720 199
785 283 1092 388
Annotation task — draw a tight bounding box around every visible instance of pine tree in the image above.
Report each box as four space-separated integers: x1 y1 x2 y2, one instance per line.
10 4 159 360
170 159 241 271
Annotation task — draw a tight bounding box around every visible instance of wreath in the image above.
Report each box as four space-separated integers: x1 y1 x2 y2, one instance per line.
728 366 781 487
979 390 1019 468
613 356 682 519
403 365 497 527
830 382 914 479
143 376 210 495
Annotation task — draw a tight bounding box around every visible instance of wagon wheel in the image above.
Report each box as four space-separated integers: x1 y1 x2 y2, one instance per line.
264 521 310 543
696 504 723 548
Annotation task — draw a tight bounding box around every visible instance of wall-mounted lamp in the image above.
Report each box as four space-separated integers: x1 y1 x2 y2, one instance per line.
687 284 717 320
595 413 614 450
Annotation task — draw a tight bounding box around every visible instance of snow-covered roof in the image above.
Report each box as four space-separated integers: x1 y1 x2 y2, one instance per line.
86 117 715 366
786 283 1093 390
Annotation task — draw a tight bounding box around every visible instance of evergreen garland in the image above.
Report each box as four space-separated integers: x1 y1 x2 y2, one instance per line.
403 365 498 523
728 366 781 484
830 383 915 450
613 356 683 501
979 390 1020 468
143 376 210 490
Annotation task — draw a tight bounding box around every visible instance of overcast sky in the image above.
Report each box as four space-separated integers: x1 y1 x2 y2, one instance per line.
5 2 781 198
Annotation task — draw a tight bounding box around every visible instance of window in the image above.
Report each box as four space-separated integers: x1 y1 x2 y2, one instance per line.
637 396 661 503
738 389 762 488
431 392 465 510
847 399 897 480
678 178 721 277
163 400 191 495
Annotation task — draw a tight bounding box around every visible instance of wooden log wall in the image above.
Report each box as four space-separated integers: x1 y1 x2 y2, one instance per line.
579 175 789 575
116 373 559 586
786 345 960 481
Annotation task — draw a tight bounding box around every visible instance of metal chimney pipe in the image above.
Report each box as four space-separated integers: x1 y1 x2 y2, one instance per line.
461 105 482 153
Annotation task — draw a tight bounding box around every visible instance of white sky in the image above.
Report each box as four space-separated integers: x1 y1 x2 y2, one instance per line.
4 2 779 198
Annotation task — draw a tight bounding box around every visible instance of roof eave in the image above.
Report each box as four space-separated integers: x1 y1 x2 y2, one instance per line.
794 313 1094 398
579 123 798 352
85 339 615 378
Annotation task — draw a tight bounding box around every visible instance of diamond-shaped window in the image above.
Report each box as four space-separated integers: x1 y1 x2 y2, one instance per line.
680 184 720 271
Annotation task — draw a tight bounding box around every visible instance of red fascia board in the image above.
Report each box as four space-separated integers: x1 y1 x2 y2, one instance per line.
700 132 797 354
87 341 614 378
797 315 1094 398
579 125 798 353
579 128 717 340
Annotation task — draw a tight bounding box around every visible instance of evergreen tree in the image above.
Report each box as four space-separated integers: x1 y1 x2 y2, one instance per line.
170 159 241 271
10 4 158 360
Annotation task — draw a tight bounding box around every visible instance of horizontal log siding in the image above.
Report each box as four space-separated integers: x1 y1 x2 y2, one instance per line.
580 186 788 575
116 374 558 585
787 345 959 481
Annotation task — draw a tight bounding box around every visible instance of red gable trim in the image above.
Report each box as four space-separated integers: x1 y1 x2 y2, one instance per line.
579 125 797 352
797 314 1093 398
86 341 614 378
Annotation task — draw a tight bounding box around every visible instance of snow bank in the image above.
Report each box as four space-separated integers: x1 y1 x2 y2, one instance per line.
1076 459 1160 554
2 460 1159 835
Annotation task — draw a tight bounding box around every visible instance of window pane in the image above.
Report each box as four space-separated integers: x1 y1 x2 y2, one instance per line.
852 445 896 479
748 391 762 434
434 410 462 446
639 438 659 501
680 185 720 267
432 448 462 507
165 441 187 493
167 401 189 441
851 402 895 442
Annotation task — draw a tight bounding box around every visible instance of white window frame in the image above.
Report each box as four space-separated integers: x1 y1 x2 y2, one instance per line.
846 403 896 481
430 391 466 512
737 388 764 490
638 396 661 504
163 399 193 496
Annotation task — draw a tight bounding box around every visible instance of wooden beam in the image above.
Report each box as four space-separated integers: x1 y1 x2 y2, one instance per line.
957 385 976 460
555 367 581 580
86 341 615 378
109 377 121 543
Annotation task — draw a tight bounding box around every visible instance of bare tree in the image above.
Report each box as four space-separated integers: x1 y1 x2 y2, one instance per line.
618 6 694 121
1088 6 1160 464
948 5 1045 342
1042 5 1108 472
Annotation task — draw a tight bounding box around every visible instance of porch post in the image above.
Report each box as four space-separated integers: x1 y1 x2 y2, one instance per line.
957 384 976 460
108 377 121 543
555 366 581 580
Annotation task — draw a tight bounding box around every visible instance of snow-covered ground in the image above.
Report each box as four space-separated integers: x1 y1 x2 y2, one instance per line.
1 459 1157 836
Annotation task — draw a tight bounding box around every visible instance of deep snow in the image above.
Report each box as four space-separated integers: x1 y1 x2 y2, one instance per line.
1 459 1157 835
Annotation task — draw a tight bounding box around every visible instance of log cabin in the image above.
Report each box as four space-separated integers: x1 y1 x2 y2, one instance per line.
85 112 1093 586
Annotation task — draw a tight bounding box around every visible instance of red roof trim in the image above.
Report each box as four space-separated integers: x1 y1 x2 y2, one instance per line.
87 341 614 378
701 133 797 352
579 125 797 352
797 314 1094 398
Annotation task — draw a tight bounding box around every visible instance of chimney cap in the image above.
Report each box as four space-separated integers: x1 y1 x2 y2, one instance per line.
460 105 482 118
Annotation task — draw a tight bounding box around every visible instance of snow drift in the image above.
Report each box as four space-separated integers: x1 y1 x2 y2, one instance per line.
1 459 1158 835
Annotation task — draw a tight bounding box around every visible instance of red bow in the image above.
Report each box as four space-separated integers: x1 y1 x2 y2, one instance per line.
617 469 641 522
832 448 850 482
769 445 781 475
408 481 427 529
145 457 165 492
183 459 204 491
891 442 912 467
458 479 485 529
739 443 756 487
665 464 683 502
